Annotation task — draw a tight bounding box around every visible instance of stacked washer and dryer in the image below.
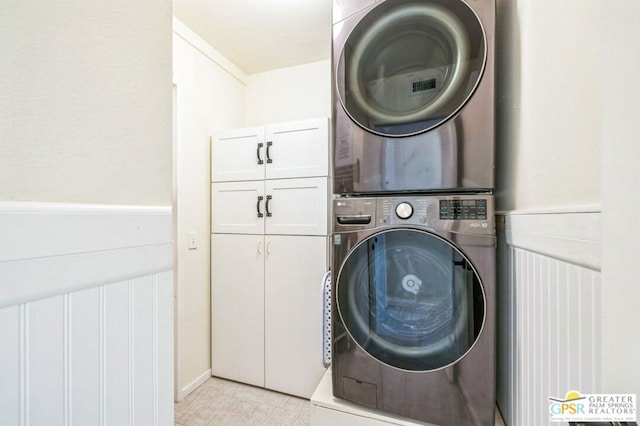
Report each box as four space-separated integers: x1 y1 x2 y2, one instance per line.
330 0 496 424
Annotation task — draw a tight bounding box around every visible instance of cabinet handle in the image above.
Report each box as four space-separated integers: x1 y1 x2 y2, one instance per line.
257 142 264 165
257 240 262 254
266 240 271 255
266 141 273 164
256 195 264 218
265 195 272 217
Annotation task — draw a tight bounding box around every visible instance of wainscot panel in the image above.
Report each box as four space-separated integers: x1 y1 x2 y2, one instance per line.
497 210 601 426
0 202 174 425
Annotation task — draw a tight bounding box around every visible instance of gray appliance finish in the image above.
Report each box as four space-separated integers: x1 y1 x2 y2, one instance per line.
331 195 496 425
332 0 495 195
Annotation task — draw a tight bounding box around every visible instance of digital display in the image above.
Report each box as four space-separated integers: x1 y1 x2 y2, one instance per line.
439 199 488 220
412 79 436 92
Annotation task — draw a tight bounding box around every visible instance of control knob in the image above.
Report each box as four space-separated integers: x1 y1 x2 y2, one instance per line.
395 202 413 220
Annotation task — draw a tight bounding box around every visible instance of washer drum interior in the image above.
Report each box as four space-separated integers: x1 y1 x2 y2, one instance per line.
336 229 486 372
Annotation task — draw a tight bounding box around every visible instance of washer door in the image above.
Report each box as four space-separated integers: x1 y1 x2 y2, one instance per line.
336 229 485 371
337 0 486 137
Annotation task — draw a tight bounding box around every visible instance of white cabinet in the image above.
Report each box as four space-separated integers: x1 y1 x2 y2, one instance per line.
211 234 265 387
265 178 329 235
210 234 328 398
211 180 263 235
265 236 327 397
265 119 329 180
212 177 329 236
211 126 264 183
212 118 329 182
211 117 330 399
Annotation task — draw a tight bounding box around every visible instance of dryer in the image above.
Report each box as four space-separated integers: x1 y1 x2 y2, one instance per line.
332 0 495 195
331 195 495 425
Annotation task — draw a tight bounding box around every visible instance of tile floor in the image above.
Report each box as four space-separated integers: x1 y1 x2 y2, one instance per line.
174 377 311 426
175 376 505 426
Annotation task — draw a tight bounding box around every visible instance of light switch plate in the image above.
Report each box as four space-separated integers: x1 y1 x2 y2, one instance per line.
188 232 197 250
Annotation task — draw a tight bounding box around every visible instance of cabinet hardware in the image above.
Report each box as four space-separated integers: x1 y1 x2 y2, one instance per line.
257 142 264 165
265 195 273 217
266 240 271 255
266 141 273 164
257 240 262 254
257 195 264 218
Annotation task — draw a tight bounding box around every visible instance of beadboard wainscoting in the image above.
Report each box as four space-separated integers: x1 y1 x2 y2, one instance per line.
496 210 601 426
0 202 174 426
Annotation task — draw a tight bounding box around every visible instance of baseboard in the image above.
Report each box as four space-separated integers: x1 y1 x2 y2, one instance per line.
181 369 212 398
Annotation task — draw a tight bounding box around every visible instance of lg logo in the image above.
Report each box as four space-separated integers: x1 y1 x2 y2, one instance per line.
402 274 422 295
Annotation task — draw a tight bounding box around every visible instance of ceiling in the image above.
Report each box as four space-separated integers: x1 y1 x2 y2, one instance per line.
173 0 333 75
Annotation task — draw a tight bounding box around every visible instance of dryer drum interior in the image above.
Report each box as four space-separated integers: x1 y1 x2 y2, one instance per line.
337 0 487 137
336 229 485 371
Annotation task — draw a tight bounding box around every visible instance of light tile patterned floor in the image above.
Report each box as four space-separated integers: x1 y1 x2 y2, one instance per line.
174 377 311 426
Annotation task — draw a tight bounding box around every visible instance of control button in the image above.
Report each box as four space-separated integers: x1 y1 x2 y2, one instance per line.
395 202 413 220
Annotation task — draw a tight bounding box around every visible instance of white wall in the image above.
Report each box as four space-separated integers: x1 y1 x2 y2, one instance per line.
245 60 332 126
0 0 172 206
494 0 605 418
172 19 247 399
495 0 640 416
1 2 174 422
601 0 640 396
496 0 602 212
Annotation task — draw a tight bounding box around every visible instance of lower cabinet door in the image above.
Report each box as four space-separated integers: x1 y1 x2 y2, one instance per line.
211 234 265 387
264 235 328 398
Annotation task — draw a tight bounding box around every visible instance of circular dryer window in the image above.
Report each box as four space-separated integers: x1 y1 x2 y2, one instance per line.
336 229 485 371
336 0 486 137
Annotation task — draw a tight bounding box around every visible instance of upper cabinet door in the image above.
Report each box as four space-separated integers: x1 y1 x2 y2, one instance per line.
264 177 329 236
265 118 329 180
212 181 264 234
212 126 265 182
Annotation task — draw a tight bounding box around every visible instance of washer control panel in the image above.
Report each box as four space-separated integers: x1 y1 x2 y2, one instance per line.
334 195 495 235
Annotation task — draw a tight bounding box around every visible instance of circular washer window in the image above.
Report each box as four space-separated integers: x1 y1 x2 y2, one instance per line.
336 229 485 371
336 0 486 137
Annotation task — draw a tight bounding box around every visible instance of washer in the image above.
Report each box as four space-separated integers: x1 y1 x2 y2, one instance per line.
331 195 495 425
332 0 495 194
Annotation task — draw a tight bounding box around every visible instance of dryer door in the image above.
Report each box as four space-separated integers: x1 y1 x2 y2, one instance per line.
336 229 485 371
336 0 486 137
